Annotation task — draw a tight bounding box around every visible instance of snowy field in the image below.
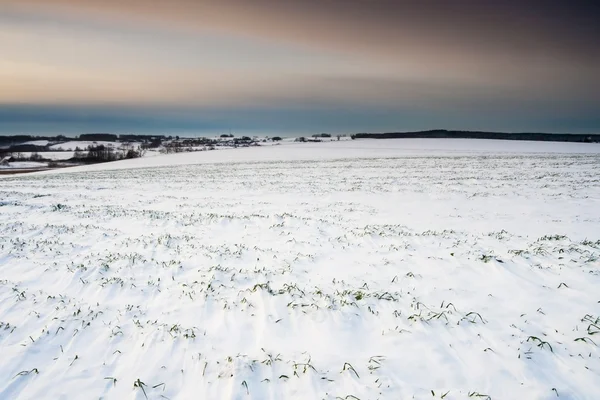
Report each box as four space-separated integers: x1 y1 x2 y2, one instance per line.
0 161 48 170
49 141 140 151
19 152 76 161
1 139 599 399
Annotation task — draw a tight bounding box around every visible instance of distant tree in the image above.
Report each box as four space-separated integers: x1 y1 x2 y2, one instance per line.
29 152 43 161
80 133 117 142
87 145 117 162
148 139 162 149
124 149 143 159
73 149 84 159
272 137 282 141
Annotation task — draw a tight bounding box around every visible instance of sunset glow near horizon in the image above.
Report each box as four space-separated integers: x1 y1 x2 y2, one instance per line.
1 0 599 135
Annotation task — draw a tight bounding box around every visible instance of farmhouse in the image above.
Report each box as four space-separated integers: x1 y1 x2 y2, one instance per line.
0 156 14 166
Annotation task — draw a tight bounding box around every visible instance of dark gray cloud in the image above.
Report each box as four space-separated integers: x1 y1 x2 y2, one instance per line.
8 0 598 61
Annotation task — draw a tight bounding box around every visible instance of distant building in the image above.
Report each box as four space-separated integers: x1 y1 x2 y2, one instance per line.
0 156 14 166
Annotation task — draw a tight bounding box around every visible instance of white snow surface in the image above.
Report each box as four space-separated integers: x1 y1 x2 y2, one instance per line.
1 139 599 399
20 152 76 161
49 141 139 151
22 140 50 146
0 161 48 169
31 138 600 175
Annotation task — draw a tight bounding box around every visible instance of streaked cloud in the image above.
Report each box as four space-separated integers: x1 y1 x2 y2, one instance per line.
0 0 598 133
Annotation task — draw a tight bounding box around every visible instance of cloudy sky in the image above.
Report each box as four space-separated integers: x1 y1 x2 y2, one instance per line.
1 0 599 135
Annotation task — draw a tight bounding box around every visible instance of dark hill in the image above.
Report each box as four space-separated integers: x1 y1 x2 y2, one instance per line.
352 130 599 143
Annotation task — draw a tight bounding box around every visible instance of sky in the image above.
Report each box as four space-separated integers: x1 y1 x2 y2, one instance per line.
1 0 599 136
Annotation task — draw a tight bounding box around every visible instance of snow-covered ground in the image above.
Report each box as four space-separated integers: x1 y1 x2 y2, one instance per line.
32 138 600 175
0 139 599 399
49 141 140 151
0 161 48 169
22 140 51 147
18 152 76 161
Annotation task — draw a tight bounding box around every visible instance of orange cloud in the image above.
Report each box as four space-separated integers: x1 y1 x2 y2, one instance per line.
1 0 598 110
